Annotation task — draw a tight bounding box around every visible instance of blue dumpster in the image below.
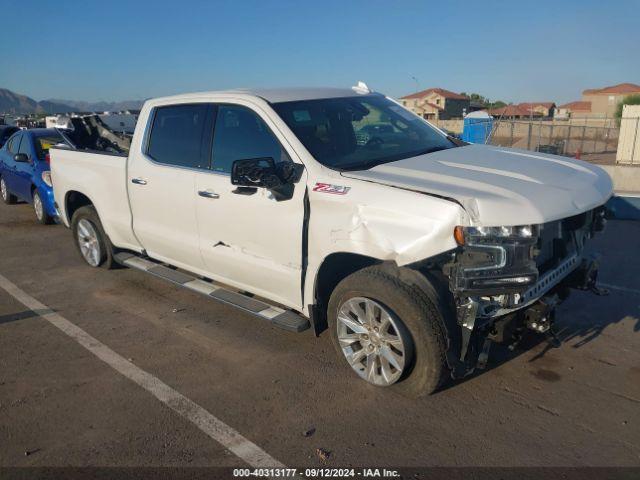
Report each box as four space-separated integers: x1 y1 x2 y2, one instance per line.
462 111 493 144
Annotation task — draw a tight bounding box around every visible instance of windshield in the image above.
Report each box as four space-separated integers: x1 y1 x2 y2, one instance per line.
272 94 455 170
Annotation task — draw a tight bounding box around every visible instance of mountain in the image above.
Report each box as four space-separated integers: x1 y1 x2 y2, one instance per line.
37 100 78 114
0 88 143 115
45 98 144 112
0 88 39 114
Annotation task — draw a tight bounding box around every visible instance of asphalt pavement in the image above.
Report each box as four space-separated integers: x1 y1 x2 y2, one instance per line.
0 199 639 472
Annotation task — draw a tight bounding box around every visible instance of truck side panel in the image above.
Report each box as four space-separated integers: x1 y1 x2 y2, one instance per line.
50 148 142 252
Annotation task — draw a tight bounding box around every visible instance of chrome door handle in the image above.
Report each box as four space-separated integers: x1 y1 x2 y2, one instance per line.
131 178 147 185
198 190 220 199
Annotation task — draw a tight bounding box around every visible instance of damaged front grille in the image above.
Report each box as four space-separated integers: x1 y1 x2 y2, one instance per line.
535 208 603 274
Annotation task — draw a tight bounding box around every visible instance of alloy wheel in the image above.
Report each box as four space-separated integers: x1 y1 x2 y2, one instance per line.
76 219 102 267
0 179 7 201
336 297 411 386
34 193 44 221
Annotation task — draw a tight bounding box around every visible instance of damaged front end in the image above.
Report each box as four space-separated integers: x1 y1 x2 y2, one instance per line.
442 206 608 378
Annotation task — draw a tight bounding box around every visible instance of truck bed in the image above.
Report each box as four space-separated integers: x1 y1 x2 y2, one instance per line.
50 147 141 252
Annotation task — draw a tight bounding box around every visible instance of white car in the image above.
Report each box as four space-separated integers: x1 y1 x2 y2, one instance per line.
50 86 612 394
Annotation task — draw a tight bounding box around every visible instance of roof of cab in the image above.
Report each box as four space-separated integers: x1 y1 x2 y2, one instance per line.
151 87 377 105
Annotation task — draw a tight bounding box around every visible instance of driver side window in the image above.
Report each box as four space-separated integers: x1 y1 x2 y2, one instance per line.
18 135 31 158
211 105 289 174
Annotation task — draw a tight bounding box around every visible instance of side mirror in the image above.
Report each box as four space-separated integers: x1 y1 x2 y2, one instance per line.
231 157 285 189
14 153 29 163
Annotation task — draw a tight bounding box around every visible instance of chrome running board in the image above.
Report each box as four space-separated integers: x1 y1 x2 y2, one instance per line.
113 252 310 333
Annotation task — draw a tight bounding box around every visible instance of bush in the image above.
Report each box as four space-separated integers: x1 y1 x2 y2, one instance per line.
615 94 640 125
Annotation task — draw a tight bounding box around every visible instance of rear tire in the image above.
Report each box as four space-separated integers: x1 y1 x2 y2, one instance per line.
1 177 17 205
328 265 450 396
33 190 54 225
71 205 115 269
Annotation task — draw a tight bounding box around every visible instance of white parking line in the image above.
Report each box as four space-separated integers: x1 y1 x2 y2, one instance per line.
599 283 640 296
0 273 285 469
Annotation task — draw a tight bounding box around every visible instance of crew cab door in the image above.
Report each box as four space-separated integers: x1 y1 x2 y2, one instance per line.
128 103 214 270
194 103 307 310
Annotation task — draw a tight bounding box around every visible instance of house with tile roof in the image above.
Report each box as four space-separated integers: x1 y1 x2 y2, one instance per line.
517 102 556 118
486 104 531 119
556 101 593 119
399 88 470 120
580 83 640 117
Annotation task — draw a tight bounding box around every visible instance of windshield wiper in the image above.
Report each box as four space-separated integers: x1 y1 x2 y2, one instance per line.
412 145 450 156
337 146 452 171
337 160 385 171
446 134 469 147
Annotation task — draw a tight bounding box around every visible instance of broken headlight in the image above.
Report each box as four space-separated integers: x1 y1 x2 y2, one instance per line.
448 225 539 294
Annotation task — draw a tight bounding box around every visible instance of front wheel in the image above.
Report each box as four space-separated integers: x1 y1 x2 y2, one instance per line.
71 205 115 269
1 177 17 205
328 266 450 395
33 190 54 225
334 296 413 387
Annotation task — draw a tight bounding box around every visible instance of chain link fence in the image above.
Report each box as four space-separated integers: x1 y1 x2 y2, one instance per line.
487 119 623 160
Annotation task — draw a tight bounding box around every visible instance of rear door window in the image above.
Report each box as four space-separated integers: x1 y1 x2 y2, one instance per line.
210 105 288 174
7 133 22 154
147 104 212 169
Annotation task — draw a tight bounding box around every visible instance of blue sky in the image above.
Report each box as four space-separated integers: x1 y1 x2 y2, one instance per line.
2 0 638 104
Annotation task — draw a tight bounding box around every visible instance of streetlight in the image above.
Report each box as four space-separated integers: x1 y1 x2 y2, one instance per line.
410 76 419 92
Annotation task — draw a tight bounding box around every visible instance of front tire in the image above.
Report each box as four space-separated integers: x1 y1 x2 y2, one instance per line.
1 177 17 205
328 265 449 396
71 205 115 269
33 190 54 225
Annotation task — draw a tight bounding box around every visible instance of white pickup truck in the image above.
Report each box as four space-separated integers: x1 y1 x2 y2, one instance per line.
51 85 613 394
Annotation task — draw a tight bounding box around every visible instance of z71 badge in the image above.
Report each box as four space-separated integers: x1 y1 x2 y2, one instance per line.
313 182 351 195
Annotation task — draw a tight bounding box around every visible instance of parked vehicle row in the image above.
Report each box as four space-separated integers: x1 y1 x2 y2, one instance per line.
0 128 70 224
0 125 20 148
2 85 613 394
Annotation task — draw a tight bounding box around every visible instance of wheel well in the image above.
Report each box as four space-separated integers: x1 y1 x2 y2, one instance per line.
312 252 382 333
65 191 93 222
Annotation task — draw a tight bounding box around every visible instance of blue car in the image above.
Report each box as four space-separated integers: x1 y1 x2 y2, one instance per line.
0 128 67 224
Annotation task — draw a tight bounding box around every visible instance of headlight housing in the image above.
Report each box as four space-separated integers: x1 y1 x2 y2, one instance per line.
448 225 539 294
454 225 536 245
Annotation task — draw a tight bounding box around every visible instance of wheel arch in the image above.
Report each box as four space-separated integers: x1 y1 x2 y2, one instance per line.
310 252 384 334
310 251 458 339
64 190 95 224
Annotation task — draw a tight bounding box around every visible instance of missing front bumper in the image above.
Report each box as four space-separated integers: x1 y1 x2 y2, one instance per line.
448 255 606 378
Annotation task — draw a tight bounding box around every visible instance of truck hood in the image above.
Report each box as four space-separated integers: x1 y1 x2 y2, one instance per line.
341 144 613 225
